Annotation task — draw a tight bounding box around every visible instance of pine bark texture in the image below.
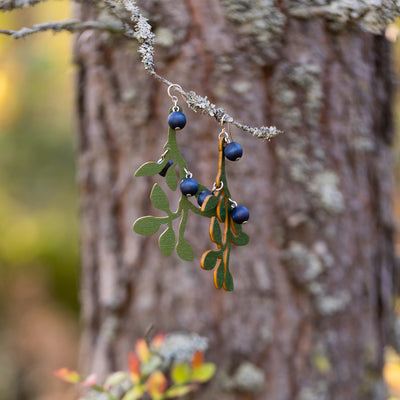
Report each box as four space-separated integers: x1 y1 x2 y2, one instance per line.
75 2 397 399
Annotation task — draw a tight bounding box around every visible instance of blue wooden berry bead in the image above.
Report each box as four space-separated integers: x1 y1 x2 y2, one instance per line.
224 142 243 161
168 111 186 130
180 178 199 196
197 190 213 206
158 160 173 177
231 205 249 224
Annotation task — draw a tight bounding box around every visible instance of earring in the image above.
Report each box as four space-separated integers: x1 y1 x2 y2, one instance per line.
133 84 249 291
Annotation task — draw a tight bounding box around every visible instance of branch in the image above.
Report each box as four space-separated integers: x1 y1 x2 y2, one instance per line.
0 0 47 11
0 18 124 38
103 0 281 140
0 0 282 140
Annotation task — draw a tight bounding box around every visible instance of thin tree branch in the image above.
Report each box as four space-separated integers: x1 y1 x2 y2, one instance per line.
0 0 48 11
103 0 282 140
0 18 124 38
0 0 282 140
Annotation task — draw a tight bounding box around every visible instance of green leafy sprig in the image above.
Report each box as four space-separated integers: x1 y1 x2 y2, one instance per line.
133 112 249 291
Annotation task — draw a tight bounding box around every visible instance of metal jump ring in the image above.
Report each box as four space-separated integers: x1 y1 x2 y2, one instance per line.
184 167 192 178
212 181 224 192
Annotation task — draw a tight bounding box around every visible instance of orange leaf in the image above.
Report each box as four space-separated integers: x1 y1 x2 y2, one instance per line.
151 333 166 349
129 353 141 383
146 371 168 400
135 339 151 363
54 368 82 383
192 350 204 369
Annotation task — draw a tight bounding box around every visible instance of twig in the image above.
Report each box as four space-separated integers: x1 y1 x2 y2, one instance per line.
0 18 124 38
0 0 47 11
0 0 282 140
103 0 282 140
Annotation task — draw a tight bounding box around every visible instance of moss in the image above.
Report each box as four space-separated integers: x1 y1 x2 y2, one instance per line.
313 351 332 374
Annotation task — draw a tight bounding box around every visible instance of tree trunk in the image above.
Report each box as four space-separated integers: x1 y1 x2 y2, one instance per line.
75 2 397 399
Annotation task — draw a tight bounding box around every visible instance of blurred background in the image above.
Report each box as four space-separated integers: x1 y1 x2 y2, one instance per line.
0 3 399 400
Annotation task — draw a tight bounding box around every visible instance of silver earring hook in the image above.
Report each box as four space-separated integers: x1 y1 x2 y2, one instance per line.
168 84 182 111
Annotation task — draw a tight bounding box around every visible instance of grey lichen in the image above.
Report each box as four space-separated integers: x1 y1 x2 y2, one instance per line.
157 332 209 364
290 1 400 33
309 171 345 214
297 382 329 400
225 362 266 393
222 0 286 63
316 291 351 315
282 241 324 285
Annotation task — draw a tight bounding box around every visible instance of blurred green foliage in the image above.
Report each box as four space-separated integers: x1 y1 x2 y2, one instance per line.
0 2 79 312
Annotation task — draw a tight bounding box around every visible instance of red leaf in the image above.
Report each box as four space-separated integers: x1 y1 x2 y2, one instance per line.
129 353 141 383
192 350 204 369
151 333 166 349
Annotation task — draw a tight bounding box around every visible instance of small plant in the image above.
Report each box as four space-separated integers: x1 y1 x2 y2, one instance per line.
54 333 216 400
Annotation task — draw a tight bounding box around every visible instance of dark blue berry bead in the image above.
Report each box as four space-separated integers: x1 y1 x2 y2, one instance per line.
180 178 199 196
168 111 186 130
231 205 249 224
197 190 213 206
224 142 243 161
158 160 173 177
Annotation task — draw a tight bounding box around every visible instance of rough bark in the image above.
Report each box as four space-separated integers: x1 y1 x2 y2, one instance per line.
75 1 397 399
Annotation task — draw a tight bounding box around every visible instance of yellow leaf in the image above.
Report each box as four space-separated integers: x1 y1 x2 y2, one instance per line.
384 363 400 394
54 368 82 383
171 364 191 385
135 339 151 363
146 371 168 400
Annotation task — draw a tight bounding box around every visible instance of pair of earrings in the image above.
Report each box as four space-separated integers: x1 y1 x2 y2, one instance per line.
133 85 249 291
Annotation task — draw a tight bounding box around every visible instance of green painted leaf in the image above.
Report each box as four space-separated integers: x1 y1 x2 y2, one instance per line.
133 216 163 236
224 269 234 291
135 161 164 177
122 385 146 400
165 385 195 398
104 372 127 390
210 217 222 244
215 261 225 289
176 238 194 261
216 200 226 222
200 250 221 270
165 163 178 191
159 227 175 256
150 183 170 212
171 364 191 385
192 363 216 383
232 231 250 246
201 195 219 212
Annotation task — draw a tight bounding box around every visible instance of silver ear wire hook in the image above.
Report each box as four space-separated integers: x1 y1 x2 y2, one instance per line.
219 115 230 142
168 84 182 111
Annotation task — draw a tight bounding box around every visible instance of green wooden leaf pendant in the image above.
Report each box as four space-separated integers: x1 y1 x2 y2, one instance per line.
132 110 250 291
150 183 170 212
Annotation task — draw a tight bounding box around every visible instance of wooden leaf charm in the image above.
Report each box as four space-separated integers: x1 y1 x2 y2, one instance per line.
159 227 175 256
133 216 164 236
135 161 165 177
150 183 170 212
